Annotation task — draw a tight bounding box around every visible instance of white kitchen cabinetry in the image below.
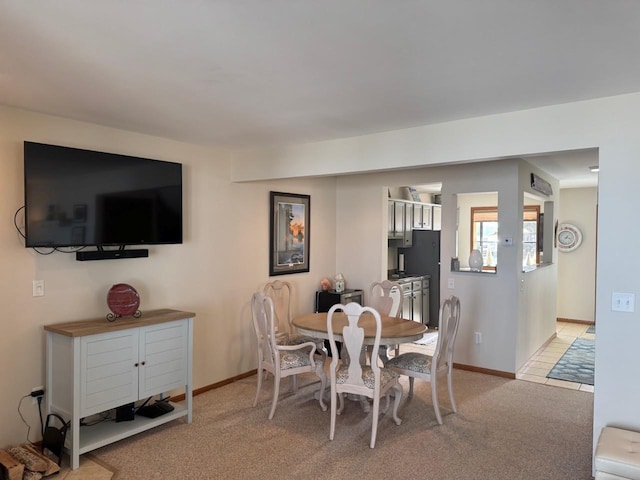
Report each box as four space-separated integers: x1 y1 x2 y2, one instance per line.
45 309 194 470
388 200 413 246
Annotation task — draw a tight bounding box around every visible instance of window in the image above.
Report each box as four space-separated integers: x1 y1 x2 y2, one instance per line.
470 207 498 271
523 206 540 267
470 205 541 270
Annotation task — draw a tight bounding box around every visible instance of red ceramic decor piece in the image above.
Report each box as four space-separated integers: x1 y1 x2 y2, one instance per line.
107 283 140 318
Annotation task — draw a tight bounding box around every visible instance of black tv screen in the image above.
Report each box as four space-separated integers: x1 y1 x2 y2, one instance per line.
24 141 183 248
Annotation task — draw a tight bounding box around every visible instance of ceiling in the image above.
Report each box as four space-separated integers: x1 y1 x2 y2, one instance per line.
1 1 634 186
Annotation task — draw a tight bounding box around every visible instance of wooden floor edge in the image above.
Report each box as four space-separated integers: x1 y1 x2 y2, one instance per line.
454 363 516 379
171 369 257 402
173 364 518 403
557 317 594 325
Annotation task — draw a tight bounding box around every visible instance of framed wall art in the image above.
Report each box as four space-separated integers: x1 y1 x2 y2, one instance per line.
269 191 310 276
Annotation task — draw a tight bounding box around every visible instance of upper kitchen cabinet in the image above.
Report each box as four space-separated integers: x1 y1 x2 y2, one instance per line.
389 199 442 247
432 205 441 230
388 199 413 247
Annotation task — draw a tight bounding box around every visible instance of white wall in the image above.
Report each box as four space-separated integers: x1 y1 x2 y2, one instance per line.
558 187 598 322
233 92 640 463
0 106 338 447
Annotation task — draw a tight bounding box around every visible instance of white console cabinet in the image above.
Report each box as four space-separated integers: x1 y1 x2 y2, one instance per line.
45 309 195 469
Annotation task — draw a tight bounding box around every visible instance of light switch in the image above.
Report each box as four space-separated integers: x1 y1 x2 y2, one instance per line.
612 292 635 312
32 280 45 297
447 278 455 289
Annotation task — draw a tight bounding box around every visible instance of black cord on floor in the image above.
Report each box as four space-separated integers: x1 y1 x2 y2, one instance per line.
37 396 44 438
17 394 33 444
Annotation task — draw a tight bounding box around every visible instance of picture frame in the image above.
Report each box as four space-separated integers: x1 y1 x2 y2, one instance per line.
269 191 310 276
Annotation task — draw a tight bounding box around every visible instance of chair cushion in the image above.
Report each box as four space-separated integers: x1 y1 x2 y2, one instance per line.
385 352 432 374
279 350 313 369
336 365 398 389
595 427 640 479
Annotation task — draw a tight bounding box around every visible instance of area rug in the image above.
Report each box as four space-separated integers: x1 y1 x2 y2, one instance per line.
586 324 595 334
547 337 595 385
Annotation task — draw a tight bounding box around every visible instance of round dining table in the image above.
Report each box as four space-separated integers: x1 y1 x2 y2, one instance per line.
292 311 427 346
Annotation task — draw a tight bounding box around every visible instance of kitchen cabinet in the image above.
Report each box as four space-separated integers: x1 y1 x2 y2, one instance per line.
397 277 430 325
388 200 413 246
413 204 432 229
432 205 442 230
45 309 194 470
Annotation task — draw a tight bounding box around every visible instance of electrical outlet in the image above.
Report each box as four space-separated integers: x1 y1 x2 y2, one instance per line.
447 278 455 289
32 280 44 297
31 385 44 404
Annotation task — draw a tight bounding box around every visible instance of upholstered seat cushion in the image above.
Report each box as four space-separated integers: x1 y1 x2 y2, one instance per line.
336 365 398 389
279 350 316 369
385 352 433 374
595 427 640 480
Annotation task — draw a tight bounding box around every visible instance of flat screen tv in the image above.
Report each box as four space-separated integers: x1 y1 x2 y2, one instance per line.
24 141 183 249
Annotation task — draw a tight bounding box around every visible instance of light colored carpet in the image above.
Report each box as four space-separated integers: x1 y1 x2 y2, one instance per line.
93 369 594 479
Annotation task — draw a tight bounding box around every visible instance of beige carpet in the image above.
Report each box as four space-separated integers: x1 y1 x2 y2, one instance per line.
93 369 594 479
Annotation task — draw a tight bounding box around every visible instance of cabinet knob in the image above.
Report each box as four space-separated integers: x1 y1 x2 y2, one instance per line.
134 362 139 367
141 361 146 366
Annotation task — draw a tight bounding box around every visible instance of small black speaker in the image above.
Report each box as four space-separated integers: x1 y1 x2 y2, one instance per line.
76 249 149 261
115 403 135 422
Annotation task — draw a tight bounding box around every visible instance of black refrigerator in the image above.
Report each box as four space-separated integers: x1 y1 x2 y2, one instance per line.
400 230 441 328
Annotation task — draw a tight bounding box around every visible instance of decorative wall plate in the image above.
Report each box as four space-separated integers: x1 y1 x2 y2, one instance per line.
107 283 141 321
556 223 583 252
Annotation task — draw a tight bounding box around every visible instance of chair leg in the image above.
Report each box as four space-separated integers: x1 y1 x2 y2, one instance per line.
253 366 263 407
329 388 337 441
408 377 415 397
337 392 345 415
315 362 328 412
268 374 281 420
447 369 457 413
431 377 443 425
391 384 403 426
290 374 298 393
370 396 380 448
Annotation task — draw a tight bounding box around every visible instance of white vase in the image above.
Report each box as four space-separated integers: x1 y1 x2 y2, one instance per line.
469 249 483 272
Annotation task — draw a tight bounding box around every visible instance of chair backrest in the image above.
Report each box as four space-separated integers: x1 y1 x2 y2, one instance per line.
251 291 278 366
327 302 382 394
263 280 293 335
368 280 403 317
432 296 461 374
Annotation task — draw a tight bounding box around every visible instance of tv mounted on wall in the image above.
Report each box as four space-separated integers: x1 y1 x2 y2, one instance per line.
24 141 183 260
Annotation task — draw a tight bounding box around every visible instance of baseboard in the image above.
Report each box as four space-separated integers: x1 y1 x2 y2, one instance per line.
557 317 593 325
453 363 516 379
172 364 516 402
170 369 258 402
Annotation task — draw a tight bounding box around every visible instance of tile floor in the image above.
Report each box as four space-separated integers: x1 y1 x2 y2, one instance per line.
516 321 595 393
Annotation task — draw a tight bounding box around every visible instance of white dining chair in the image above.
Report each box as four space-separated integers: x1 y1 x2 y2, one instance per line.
264 280 327 353
251 291 327 419
327 302 403 448
368 280 404 360
385 295 461 425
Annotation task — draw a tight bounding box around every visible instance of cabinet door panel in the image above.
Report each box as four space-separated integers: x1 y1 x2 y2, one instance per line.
394 202 404 238
139 321 188 397
80 331 139 417
86 358 133 382
85 384 134 414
